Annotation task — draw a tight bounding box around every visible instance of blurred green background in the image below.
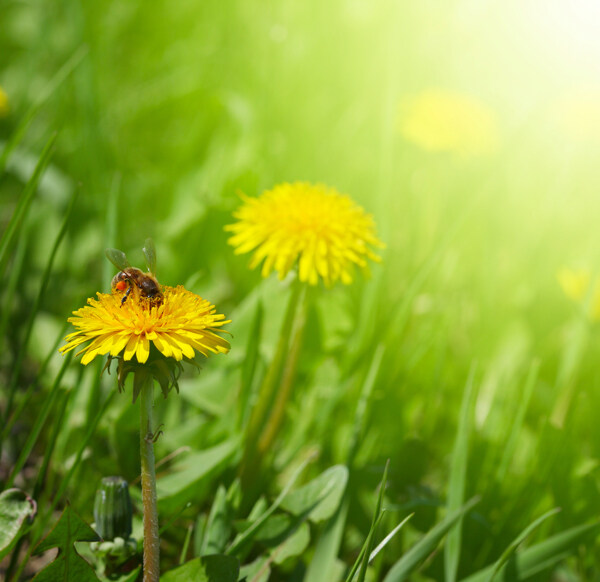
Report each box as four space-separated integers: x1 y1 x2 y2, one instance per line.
3 0 600 579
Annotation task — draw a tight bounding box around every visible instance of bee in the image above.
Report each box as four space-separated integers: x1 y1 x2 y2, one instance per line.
105 238 163 306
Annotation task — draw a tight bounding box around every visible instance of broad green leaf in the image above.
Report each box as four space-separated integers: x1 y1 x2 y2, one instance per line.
0 489 37 560
303 497 349 582
161 554 239 582
445 365 477 582
239 556 271 582
197 479 240 557
461 521 600 582
33 504 100 581
272 521 310 565
200 485 233 555
157 439 239 514
254 514 295 544
226 454 313 556
383 497 480 582
280 465 348 523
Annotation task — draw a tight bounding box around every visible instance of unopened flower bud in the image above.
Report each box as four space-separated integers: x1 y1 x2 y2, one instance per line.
93 476 133 541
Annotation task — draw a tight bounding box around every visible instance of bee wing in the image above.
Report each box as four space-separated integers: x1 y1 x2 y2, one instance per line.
143 238 157 274
105 248 131 271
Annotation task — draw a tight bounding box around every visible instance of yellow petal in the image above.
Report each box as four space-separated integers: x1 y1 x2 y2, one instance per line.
136 336 150 363
124 335 138 361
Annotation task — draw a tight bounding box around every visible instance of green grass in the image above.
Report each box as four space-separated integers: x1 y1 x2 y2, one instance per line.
2 0 600 580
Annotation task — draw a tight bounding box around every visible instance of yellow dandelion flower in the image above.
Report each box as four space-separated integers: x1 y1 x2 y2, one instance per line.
59 285 230 366
225 182 384 286
0 86 8 117
398 89 498 156
558 267 600 321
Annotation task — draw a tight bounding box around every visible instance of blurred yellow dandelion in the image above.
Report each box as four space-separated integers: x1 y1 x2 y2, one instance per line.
59 285 230 365
398 89 498 156
558 267 600 321
225 182 384 286
0 86 8 117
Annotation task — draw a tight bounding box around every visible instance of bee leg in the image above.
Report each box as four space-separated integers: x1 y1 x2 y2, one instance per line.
120 285 133 306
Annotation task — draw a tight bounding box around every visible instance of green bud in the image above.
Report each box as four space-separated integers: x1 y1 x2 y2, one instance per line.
93 476 133 541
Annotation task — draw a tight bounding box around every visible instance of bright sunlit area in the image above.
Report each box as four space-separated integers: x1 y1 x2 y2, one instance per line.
2 1 600 580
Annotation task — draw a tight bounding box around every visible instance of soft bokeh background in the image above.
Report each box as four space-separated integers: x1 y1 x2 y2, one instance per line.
3 0 600 579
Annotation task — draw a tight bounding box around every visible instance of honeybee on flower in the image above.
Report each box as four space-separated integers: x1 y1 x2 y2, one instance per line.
59 239 230 397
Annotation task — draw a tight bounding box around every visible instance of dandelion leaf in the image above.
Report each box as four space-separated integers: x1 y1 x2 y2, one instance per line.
280 465 348 523
33 503 100 581
157 439 238 514
0 488 37 560
271 521 310 565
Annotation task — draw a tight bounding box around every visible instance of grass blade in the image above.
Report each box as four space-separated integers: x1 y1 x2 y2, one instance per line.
238 299 264 430
357 459 390 582
0 223 28 354
383 496 480 582
103 172 121 290
5 353 71 488
0 46 87 174
483 508 560 582
345 459 390 582
369 513 413 562
226 452 314 556
0 133 57 276
445 364 478 582
0 320 69 446
32 388 72 501
347 344 385 467
345 512 386 582
461 520 599 582
496 360 539 482
4 187 77 422
11 388 116 582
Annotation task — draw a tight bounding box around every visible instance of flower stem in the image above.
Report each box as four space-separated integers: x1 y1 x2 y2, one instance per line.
257 290 308 457
139 375 159 582
240 279 304 484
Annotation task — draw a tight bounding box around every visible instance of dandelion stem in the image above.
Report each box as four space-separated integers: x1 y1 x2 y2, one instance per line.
240 279 303 485
257 288 308 457
139 375 160 582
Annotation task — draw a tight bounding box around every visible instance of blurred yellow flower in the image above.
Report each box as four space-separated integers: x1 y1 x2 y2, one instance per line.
226 182 384 286
0 86 8 117
398 89 498 156
558 267 600 321
552 89 600 143
60 285 230 365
